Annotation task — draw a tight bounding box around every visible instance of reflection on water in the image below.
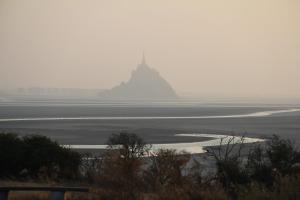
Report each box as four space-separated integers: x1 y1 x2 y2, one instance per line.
66 133 265 154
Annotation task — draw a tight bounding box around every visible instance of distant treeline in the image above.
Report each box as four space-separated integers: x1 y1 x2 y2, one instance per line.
0 132 300 200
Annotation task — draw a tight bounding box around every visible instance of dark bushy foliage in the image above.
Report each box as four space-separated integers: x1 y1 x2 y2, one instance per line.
207 135 300 199
267 135 300 174
247 135 300 185
0 133 24 177
247 145 273 185
238 175 300 200
0 133 81 179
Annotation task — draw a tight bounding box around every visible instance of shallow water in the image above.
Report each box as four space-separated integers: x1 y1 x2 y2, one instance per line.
0 108 299 122
0 102 299 145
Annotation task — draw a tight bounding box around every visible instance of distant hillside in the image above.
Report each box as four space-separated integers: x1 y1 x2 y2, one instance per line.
1 88 103 100
99 56 178 100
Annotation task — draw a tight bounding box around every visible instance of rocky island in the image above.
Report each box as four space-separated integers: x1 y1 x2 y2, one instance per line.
99 55 178 101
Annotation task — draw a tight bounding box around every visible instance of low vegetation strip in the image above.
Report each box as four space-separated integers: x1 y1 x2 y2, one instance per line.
0 132 300 200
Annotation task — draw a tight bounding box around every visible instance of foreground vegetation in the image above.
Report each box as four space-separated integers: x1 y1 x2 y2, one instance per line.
0 132 300 200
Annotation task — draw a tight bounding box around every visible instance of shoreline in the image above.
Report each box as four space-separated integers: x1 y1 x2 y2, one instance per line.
65 133 265 154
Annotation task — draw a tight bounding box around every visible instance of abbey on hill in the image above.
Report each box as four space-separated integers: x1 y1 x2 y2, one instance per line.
99 55 178 100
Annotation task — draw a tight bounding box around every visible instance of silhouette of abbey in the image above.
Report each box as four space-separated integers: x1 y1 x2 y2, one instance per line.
99 55 178 100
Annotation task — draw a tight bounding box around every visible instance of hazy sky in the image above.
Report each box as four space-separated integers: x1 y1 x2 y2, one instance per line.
0 0 299 99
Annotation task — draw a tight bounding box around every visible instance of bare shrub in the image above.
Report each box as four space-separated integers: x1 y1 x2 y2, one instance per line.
208 136 249 187
143 149 190 191
96 132 149 200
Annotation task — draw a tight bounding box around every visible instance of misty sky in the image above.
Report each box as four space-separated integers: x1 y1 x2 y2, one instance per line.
0 0 299 99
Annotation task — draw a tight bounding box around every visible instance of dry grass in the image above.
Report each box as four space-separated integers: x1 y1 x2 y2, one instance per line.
0 180 228 200
2 178 300 200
